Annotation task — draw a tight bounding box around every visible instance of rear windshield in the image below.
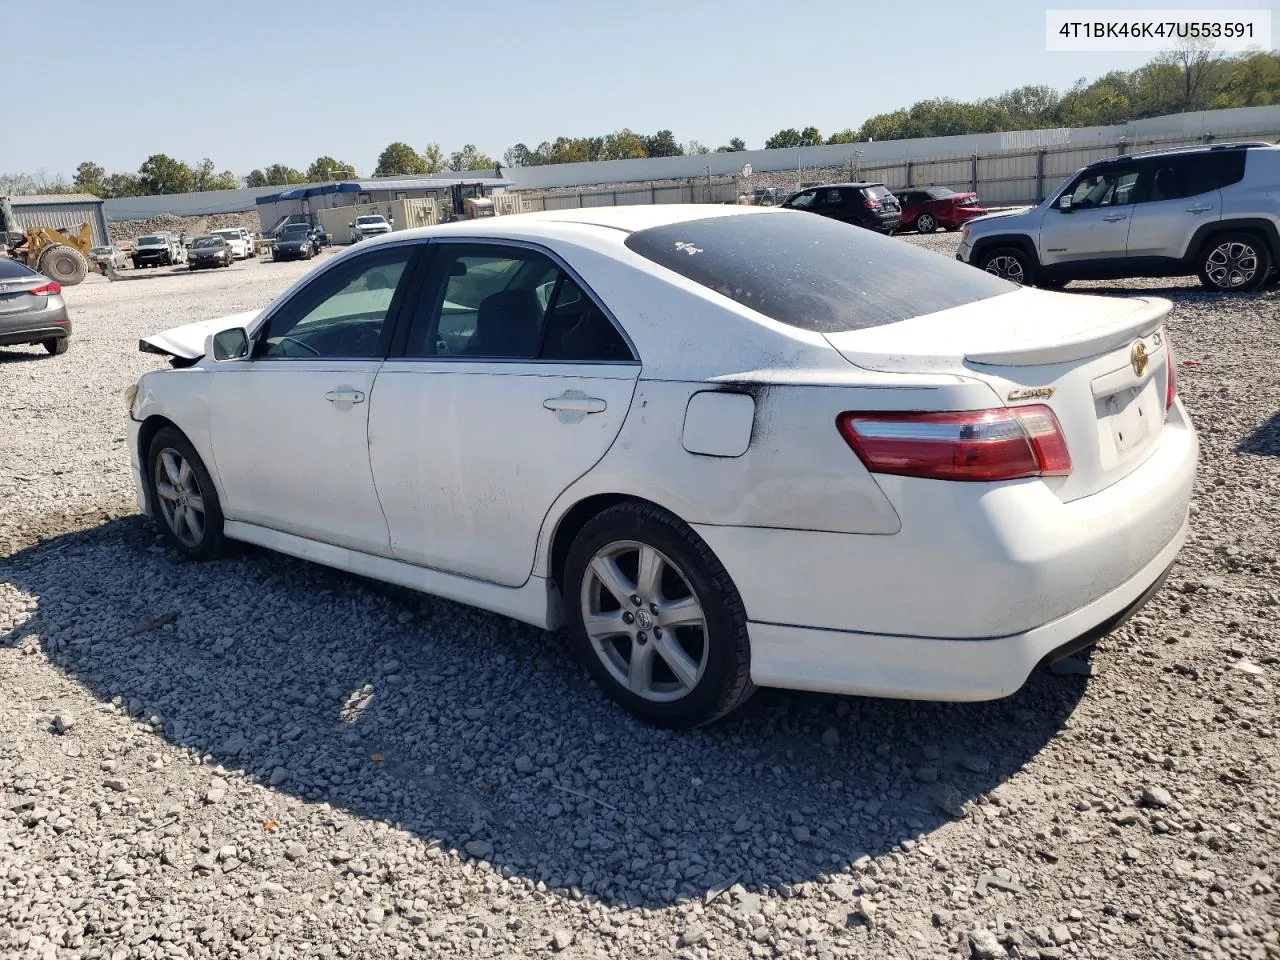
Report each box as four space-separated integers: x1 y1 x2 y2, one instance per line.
861 185 894 200
0 258 37 279
623 212 1014 333
927 186 958 198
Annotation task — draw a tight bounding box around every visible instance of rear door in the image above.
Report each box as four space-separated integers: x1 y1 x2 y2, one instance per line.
1126 153 1230 260
1039 163 1139 267
368 241 640 587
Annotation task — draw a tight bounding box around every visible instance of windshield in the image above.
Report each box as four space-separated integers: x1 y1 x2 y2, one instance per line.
782 191 815 209
356 216 386 225
192 237 223 248
280 226 310 237
138 235 164 244
623 212 1014 333
212 230 238 238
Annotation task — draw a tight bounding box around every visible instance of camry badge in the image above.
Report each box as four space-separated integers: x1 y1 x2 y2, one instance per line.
1130 341 1149 377
1007 387 1056 401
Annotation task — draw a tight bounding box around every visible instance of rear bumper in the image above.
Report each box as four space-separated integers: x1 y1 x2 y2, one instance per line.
0 301 71 346
745 529 1182 701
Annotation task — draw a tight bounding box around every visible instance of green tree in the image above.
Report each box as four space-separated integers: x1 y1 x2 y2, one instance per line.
422 144 446 173
503 143 539 167
447 144 496 171
764 128 802 149
262 164 305 186
1212 51 1280 107
642 130 682 157
684 139 711 155
826 129 859 144
799 126 823 146
601 129 648 160
192 158 237 192
245 169 269 188
306 156 355 181
73 161 107 196
374 142 428 177
104 172 141 197
137 154 195 195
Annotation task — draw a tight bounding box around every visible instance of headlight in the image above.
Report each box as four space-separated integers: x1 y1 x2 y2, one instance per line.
124 383 139 413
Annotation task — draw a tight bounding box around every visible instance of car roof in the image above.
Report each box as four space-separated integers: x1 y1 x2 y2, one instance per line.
1091 141 1277 164
798 181 884 189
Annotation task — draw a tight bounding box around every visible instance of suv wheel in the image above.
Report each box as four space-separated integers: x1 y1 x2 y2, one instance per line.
979 246 1034 286
1197 233 1272 292
916 213 937 234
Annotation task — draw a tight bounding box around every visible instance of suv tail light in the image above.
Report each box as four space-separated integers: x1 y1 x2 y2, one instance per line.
1165 344 1177 411
29 282 61 296
837 405 1072 482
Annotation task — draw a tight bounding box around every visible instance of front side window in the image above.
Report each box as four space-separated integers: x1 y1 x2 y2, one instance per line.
783 190 816 209
256 247 414 359
1066 167 1139 208
404 244 632 362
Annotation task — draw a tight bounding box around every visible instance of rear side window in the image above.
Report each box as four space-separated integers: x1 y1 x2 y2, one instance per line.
0 258 37 279
623 212 1015 333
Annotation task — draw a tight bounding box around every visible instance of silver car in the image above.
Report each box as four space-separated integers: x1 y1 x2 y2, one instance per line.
0 259 71 355
956 142 1280 292
90 244 129 269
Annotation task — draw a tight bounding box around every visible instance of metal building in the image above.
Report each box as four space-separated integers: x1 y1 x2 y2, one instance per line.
9 194 109 246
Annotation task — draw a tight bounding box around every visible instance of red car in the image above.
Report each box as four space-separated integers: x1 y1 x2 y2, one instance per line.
892 186 988 233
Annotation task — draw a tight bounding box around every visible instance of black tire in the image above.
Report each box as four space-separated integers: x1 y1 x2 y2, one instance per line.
978 245 1035 286
563 502 755 728
1196 232 1273 292
38 245 88 286
43 337 68 355
916 212 937 234
146 427 227 561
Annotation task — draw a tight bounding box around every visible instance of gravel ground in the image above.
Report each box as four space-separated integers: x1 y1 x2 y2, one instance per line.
2 232 1278 960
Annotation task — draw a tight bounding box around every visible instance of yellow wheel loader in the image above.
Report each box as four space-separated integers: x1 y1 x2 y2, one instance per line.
0 195 111 285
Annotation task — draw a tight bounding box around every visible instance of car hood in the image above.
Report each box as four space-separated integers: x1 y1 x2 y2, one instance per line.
190 247 227 256
276 238 309 247
139 309 261 360
356 223 390 232
135 242 170 250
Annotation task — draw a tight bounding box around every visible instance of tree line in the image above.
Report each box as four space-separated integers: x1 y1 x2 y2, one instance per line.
2 47 1274 198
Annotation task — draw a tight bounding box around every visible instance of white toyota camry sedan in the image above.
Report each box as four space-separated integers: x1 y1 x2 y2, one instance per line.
126 205 1198 727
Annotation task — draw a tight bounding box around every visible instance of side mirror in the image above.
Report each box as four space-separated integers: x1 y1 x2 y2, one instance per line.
206 327 250 362
348 221 354 228
1057 194 1073 212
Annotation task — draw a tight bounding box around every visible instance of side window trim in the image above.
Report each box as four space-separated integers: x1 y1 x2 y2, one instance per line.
250 241 427 362
390 237 640 365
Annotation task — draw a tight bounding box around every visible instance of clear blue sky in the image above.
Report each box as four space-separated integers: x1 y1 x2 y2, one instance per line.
11 0 1274 180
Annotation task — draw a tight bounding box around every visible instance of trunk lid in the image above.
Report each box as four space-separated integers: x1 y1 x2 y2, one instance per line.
824 288 1175 501
139 309 261 360
0 277 46 314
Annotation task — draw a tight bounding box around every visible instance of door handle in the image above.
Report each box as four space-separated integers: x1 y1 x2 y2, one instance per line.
1185 205 1213 213
543 395 606 414
325 389 366 404
1102 215 1127 222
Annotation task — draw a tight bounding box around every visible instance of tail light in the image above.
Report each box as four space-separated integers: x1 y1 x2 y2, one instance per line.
1165 344 1177 411
29 282 61 296
837 405 1072 482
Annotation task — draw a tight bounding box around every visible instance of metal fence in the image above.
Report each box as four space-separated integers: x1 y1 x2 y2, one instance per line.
513 127 1280 211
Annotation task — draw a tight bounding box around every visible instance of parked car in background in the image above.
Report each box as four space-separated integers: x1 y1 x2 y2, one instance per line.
780 182 901 233
187 236 234 270
126 205 1195 728
210 229 251 260
271 223 317 262
0 258 71 355
893 186 988 233
89 244 130 269
957 141 1280 291
349 215 392 243
132 233 184 268
309 224 331 248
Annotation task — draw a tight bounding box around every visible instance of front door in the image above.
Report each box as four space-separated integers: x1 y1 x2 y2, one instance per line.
208 244 419 555
369 241 640 587
1039 163 1139 267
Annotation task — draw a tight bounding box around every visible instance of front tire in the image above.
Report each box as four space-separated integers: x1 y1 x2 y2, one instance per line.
979 245 1035 286
146 427 226 561
563 502 755 727
1196 233 1272 292
916 213 937 234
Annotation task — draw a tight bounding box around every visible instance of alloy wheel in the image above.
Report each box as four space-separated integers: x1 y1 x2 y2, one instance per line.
1205 241 1259 289
580 540 709 703
917 213 936 233
984 254 1025 284
154 448 206 548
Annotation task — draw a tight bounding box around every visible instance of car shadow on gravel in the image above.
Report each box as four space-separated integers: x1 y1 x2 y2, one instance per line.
0 346 57 364
1238 412 1280 456
2 516 1086 909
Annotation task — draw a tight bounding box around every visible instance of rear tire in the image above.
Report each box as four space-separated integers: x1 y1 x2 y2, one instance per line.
916 213 937 233
43 337 68 355
1196 232 1272 292
563 502 755 728
146 427 227 562
979 245 1035 286
38 245 88 286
